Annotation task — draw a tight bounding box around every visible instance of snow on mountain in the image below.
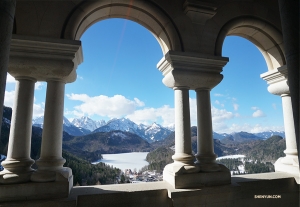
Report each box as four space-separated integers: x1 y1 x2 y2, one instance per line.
94 118 144 137
32 116 44 128
144 122 172 142
213 132 229 140
254 131 285 139
63 117 73 127
72 116 106 132
32 116 90 136
93 119 173 143
32 115 285 143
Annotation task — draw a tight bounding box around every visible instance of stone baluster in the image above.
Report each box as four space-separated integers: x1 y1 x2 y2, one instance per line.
261 66 299 175
0 77 36 184
31 79 72 183
195 88 220 172
172 87 195 166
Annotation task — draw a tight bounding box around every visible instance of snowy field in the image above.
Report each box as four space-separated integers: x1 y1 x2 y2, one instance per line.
92 152 149 172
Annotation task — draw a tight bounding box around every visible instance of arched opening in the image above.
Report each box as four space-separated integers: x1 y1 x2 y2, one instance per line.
62 0 183 54
211 35 285 175
215 17 285 71
63 18 174 185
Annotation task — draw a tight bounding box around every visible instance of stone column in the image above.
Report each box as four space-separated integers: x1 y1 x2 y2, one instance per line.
280 94 297 165
277 1 299 157
31 80 72 183
195 88 219 172
157 51 230 188
0 77 36 184
172 87 194 166
261 66 299 176
0 0 16 134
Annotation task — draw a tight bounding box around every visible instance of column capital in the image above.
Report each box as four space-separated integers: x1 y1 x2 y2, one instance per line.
157 51 228 89
261 65 289 95
8 35 83 83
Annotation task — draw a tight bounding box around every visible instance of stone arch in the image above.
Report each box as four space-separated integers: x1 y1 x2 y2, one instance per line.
215 17 285 71
62 0 183 54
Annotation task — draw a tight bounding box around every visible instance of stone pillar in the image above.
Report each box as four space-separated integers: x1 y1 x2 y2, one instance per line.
172 87 194 166
277 1 299 159
0 36 82 201
280 94 297 165
0 77 36 184
0 0 16 134
31 80 72 183
195 88 219 172
261 66 299 177
157 51 230 188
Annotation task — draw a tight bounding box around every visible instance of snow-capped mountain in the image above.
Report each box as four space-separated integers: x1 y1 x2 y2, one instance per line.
144 122 172 142
254 131 285 139
213 132 229 140
93 118 173 143
72 116 106 132
32 114 285 143
32 116 90 136
32 116 44 128
93 118 145 137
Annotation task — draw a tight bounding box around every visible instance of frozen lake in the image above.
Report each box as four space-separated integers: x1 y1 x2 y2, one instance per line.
92 152 149 172
216 154 245 160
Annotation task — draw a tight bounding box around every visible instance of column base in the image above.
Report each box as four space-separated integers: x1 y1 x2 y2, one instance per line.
274 157 299 183
0 169 34 184
0 158 34 184
163 163 231 188
31 167 73 184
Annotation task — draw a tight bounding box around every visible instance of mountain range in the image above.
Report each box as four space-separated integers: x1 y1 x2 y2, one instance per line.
32 115 285 143
32 116 173 143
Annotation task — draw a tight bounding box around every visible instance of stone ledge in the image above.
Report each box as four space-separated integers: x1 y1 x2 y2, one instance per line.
0 172 298 207
0 181 70 202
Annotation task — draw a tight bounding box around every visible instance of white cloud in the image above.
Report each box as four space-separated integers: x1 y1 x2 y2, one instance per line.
4 91 15 107
77 75 83 80
66 93 145 118
6 73 16 84
5 89 44 118
126 105 174 126
251 106 259 110
35 82 44 90
32 103 44 118
227 123 284 133
214 93 224 97
211 107 234 123
233 103 239 111
252 109 266 118
272 103 277 110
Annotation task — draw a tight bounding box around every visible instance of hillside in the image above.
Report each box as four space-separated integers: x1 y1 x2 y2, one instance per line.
243 135 285 163
63 130 152 161
63 151 121 185
220 132 264 144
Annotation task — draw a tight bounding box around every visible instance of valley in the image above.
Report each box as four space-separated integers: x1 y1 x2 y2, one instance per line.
1 106 286 186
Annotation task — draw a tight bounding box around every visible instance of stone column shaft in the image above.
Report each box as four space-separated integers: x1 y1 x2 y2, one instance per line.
281 94 297 163
0 77 35 184
0 0 16 134
40 80 65 159
31 80 71 182
172 87 194 165
195 88 219 172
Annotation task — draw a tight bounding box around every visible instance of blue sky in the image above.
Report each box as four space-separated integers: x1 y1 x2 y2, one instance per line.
4 18 284 133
